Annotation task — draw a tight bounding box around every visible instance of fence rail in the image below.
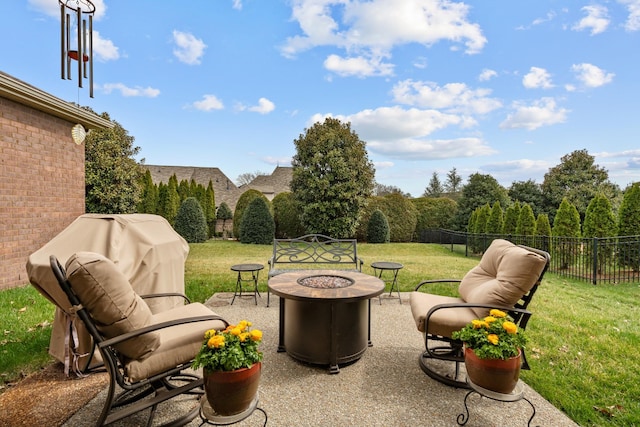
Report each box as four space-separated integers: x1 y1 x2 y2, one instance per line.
418 229 640 285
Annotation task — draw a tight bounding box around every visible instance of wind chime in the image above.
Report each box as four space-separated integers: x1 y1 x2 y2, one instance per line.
60 0 95 98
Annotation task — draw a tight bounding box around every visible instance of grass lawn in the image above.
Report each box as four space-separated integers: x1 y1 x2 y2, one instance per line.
2 240 638 426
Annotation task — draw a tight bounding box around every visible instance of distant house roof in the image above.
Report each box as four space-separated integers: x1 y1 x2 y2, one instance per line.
143 165 242 211
247 166 293 199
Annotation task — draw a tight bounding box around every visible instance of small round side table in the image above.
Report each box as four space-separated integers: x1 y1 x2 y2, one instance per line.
230 263 264 305
457 379 538 427
371 261 403 304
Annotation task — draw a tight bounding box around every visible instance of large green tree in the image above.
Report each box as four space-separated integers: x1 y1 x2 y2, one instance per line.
233 189 270 238
453 173 509 231
541 149 620 222
509 179 544 217
423 172 444 198
85 113 142 213
239 197 275 245
272 192 305 238
617 183 640 270
291 118 375 238
583 193 617 273
552 197 582 269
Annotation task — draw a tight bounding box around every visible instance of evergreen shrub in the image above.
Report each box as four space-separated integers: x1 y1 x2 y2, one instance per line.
174 197 208 243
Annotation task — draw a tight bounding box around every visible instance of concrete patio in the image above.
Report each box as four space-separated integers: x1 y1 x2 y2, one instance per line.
64 292 578 426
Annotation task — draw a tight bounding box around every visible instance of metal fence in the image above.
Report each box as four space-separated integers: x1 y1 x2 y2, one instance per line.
417 229 640 285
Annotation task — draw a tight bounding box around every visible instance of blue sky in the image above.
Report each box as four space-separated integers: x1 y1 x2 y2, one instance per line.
3 1 640 197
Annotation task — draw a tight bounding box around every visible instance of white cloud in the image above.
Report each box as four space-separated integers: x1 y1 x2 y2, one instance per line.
391 80 502 115
500 97 569 130
572 5 609 35
619 0 640 31
571 63 614 88
248 98 276 114
594 149 640 158
101 83 159 97
30 0 108 20
478 69 497 81
92 31 120 61
310 106 495 160
522 67 553 89
324 54 394 77
232 0 243 10
172 30 207 65
192 94 224 111
281 0 486 72
374 161 395 169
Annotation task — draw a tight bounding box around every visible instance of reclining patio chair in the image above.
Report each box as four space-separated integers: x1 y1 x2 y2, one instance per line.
410 239 550 388
47 252 229 426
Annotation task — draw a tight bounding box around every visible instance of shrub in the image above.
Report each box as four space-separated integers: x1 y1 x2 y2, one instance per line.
233 189 269 238
552 198 581 269
174 197 208 243
239 197 275 245
367 209 390 243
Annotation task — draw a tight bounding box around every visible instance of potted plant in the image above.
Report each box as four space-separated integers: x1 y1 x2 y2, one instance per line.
452 309 526 394
192 320 264 416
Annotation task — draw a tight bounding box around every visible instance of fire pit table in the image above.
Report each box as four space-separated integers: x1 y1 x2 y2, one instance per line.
268 270 384 373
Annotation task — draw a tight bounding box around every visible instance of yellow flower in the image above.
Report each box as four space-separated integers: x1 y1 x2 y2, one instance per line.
484 316 497 324
487 334 499 345
238 320 252 331
239 332 249 342
489 309 507 318
230 327 242 336
471 319 484 329
503 321 518 334
250 329 263 341
207 335 225 349
204 329 217 339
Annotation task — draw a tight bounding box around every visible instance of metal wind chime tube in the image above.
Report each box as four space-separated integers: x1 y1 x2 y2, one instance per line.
59 0 95 98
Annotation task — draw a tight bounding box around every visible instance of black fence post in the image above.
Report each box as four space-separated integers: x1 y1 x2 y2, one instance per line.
592 237 598 285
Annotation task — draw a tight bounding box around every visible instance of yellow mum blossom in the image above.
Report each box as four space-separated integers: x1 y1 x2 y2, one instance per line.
487 334 499 345
239 332 249 342
207 335 225 349
489 309 507 318
230 327 242 336
471 319 484 329
502 321 518 334
250 329 263 341
484 316 497 324
204 329 217 339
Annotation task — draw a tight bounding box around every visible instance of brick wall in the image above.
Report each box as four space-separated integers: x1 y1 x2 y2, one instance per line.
0 97 84 289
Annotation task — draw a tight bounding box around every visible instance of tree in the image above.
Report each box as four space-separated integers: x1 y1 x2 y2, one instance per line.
412 197 458 239
367 209 390 243
174 197 208 243
373 183 409 197
204 181 216 237
583 193 617 273
617 183 640 271
502 201 521 235
137 169 157 214
236 171 268 187
85 113 142 213
534 213 552 252
509 179 544 217
233 189 269 238
516 203 536 244
453 173 509 231
552 198 581 269
290 118 375 238
272 192 305 238
486 201 504 235
216 202 233 238
157 175 180 225
239 197 275 244
445 167 463 193
541 149 620 222
423 172 444 198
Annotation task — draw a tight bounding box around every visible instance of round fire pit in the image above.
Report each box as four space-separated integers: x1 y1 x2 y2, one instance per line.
268 270 384 374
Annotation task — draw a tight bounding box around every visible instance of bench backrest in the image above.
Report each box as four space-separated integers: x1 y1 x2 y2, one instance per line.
270 234 360 267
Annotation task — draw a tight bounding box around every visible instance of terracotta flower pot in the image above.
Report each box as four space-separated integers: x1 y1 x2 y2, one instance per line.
464 347 521 394
203 362 261 416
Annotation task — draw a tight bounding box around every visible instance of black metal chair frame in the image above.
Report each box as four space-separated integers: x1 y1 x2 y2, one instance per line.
414 245 550 389
49 255 229 427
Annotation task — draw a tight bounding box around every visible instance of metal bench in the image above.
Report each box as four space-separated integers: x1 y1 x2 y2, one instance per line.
266 234 364 306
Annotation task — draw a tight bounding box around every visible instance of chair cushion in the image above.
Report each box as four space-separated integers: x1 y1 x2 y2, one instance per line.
410 292 479 336
125 303 228 382
458 239 547 317
65 252 160 360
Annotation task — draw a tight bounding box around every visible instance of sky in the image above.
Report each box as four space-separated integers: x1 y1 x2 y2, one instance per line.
3 0 640 197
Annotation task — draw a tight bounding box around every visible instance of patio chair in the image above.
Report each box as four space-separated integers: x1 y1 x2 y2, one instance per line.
47 252 229 426
409 239 550 388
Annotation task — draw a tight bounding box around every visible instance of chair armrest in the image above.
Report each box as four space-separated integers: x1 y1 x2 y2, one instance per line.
267 257 274 269
357 257 364 271
425 302 532 330
140 293 191 304
99 314 229 349
414 279 461 292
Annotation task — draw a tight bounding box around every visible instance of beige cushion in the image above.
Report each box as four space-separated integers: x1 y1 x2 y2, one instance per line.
65 252 160 360
125 303 228 382
410 292 478 336
458 239 547 317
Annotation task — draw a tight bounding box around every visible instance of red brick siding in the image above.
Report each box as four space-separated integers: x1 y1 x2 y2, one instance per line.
1 97 84 289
